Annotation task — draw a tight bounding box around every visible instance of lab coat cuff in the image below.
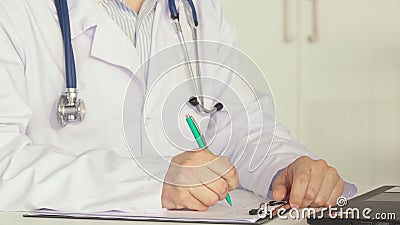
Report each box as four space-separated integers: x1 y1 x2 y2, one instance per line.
342 181 358 199
131 155 174 212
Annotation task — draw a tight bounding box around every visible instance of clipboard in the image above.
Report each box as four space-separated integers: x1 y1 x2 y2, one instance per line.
23 189 281 224
23 212 274 224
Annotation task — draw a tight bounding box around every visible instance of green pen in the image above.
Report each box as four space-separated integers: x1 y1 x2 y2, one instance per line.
185 114 233 206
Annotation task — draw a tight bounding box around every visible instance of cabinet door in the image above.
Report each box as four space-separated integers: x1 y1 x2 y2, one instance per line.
221 0 300 138
299 0 400 189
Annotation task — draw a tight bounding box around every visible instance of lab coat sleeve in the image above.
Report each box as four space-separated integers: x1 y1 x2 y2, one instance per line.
0 17 167 213
208 0 357 199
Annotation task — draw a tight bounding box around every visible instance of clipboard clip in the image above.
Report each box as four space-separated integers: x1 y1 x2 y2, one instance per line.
248 200 288 217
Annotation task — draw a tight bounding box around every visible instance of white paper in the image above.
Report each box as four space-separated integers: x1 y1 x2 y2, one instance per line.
26 189 270 223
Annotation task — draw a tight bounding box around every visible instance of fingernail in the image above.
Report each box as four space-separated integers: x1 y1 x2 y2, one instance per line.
291 204 299 209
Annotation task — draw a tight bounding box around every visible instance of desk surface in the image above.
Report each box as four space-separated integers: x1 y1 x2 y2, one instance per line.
0 212 308 225
1 187 376 225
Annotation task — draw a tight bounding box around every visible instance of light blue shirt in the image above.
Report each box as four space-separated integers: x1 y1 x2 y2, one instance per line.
97 0 157 65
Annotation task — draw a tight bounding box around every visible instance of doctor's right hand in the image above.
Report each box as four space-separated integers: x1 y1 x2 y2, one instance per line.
161 149 239 211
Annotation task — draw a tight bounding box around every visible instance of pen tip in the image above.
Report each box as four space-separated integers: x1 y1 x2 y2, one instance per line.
226 194 232 206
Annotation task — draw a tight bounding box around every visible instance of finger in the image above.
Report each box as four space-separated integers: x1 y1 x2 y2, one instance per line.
301 163 325 207
183 167 227 201
271 171 289 201
182 191 209 211
203 178 229 201
188 185 220 207
220 167 239 191
195 166 226 188
273 184 288 202
326 179 345 206
283 203 291 210
311 167 340 207
162 189 178 209
208 157 239 190
289 169 311 209
164 163 200 186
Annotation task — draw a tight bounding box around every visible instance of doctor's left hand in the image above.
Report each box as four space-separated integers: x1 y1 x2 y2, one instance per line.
271 156 344 209
161 149 239 211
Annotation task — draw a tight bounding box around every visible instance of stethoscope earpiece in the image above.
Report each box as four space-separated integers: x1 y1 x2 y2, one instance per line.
214 102 223 112
189 97 224 114
189 96 200 107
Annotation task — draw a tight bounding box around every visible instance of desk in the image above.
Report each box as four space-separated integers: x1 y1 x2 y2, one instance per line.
1 188 375 225
0 212 309 225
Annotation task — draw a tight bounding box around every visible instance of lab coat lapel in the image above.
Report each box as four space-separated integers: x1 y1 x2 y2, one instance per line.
49 0 146 87
90 13 143 82
47 0 98 40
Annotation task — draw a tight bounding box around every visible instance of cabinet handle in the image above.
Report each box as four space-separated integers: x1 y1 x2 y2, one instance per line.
308 0 319 43
283 0 294 43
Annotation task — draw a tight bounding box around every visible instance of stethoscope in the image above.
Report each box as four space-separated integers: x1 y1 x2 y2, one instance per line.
55 0 85 127
55 0 223 127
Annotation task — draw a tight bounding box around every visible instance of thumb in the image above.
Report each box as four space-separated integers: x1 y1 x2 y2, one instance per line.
271 171 289 201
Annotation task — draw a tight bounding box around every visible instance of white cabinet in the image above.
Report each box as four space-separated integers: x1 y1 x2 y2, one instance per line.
221 0 400 190
221 0 299 138
299 0 400 190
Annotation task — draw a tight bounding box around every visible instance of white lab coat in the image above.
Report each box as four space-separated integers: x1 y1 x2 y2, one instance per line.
0 0 355 213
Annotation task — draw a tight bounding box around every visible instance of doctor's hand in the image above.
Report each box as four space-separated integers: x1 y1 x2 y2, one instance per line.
161 149 239 211
271 156 344 209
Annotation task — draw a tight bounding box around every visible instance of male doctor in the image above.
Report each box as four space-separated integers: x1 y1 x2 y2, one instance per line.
0 0 355 212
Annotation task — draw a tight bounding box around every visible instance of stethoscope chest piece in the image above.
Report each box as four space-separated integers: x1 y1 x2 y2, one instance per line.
56 89 86 127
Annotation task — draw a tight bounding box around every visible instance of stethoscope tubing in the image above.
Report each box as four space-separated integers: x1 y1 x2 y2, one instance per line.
169 0 223 114
169 0 198 26
55 0 77 89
